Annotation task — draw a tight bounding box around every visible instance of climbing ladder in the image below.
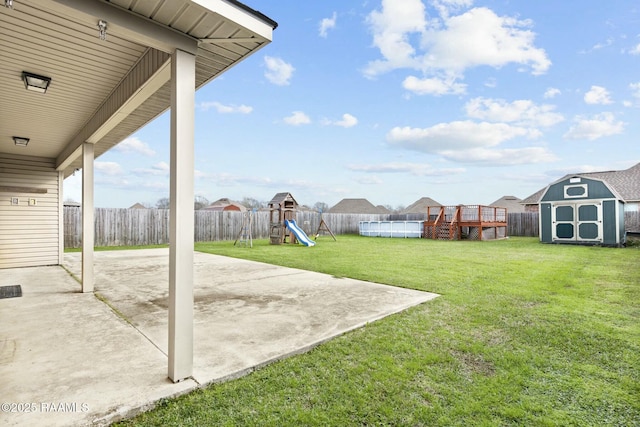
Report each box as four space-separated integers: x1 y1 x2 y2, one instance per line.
234 211 253 247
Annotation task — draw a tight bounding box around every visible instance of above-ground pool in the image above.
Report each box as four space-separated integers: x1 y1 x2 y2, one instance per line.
359 221 423 238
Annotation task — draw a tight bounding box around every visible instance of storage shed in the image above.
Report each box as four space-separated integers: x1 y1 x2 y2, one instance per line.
539 175 625 246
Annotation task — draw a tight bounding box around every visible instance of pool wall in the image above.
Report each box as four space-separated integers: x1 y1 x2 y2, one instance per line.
359 221 423 238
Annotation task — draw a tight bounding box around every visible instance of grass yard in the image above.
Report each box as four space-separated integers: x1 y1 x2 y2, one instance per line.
117 236 639 426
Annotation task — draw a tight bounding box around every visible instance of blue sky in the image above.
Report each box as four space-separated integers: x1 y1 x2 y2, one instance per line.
64 0 640 209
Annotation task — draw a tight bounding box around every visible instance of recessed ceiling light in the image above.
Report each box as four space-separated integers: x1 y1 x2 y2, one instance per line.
13 136 29 147
22 71 51 93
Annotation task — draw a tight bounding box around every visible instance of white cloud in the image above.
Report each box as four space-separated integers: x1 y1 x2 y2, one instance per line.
115 137 156 157
283 111 311 126
319 12 337 38
584 85 613 105
387 121 540 153
424 8 550 74
323 113 358 128
355 176 384 185
439 146 557 165
484 77 497 88
264 56 295 86
465 97 564 127
133 161 170 176
364 0 428 77
198 101 252 114
403 75 466 95
432 0 474 18
628 43 640 55
364 3 550 93
544 87 561 99
95 161 123 176
348 162 465 176
385 120 554 166
629 82 640 99
563 112 625 141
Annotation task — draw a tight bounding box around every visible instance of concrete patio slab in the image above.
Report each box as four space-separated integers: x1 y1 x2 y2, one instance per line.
1 249 438 426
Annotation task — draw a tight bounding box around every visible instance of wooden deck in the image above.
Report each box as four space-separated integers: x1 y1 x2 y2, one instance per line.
424 205 508 240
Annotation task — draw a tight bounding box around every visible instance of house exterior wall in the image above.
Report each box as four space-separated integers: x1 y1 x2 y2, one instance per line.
0 154 62 269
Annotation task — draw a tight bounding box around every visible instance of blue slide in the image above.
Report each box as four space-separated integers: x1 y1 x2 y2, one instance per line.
285 219 316 246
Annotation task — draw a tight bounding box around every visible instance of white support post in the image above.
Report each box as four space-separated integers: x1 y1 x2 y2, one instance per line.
81 142 94 293
168 49 195 383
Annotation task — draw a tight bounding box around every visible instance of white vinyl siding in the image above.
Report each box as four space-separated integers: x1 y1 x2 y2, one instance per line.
0 154 62 269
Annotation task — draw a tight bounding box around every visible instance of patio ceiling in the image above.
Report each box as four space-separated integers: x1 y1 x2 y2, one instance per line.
0 0 276 176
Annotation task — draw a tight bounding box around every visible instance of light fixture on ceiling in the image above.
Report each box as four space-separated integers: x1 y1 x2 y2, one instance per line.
13 136 29 147
98 20 107 41
4 0 13 9
22 71 51 93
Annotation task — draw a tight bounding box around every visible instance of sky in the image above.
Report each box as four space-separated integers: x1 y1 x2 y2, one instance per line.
64 0 640 210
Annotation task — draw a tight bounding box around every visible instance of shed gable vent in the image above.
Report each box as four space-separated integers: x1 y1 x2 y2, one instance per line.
564 184 588 199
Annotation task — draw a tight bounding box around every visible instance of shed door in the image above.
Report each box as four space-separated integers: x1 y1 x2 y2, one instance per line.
577 203 602 241
552 202 602 242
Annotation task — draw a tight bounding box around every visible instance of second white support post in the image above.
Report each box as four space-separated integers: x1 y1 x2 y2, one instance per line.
168 48 196 383
81 142 94 293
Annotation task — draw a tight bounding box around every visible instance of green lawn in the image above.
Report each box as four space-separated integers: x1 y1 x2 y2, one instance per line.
117 236 639 426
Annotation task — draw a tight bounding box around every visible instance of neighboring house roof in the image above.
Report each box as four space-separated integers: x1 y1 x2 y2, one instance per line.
129 203 147 209
489 196 525 213
401 197 442 214
201 198 247 212
376 205 392 214
328 198 381 214
522 162 640 205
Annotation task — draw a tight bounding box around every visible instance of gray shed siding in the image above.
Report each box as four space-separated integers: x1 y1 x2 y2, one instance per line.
0 154 62 269
541 177 615 202
602 200 618 244
539 176 624 246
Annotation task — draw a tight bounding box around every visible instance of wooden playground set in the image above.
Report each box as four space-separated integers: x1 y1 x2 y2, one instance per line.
234 192 335 247
235 194 507 246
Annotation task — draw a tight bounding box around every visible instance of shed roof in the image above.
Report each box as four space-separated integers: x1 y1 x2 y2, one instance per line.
328 198 381 214
521 162 640 205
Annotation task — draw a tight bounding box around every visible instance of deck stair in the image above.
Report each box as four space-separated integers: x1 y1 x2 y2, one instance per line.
424 205 507 241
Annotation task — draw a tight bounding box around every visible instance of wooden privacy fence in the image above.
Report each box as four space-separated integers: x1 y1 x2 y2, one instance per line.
63 207 640 248
64 208 387 248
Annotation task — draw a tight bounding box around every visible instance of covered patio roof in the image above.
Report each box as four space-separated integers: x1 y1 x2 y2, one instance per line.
1 0 276 383
0 0 276 173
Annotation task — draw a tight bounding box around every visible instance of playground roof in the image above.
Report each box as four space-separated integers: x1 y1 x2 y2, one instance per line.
269 192 298 206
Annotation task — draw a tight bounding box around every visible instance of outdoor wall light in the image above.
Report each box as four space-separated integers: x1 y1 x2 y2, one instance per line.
98 20 107 40
13 136 29 147
4 0 13 9
22 71 51 93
